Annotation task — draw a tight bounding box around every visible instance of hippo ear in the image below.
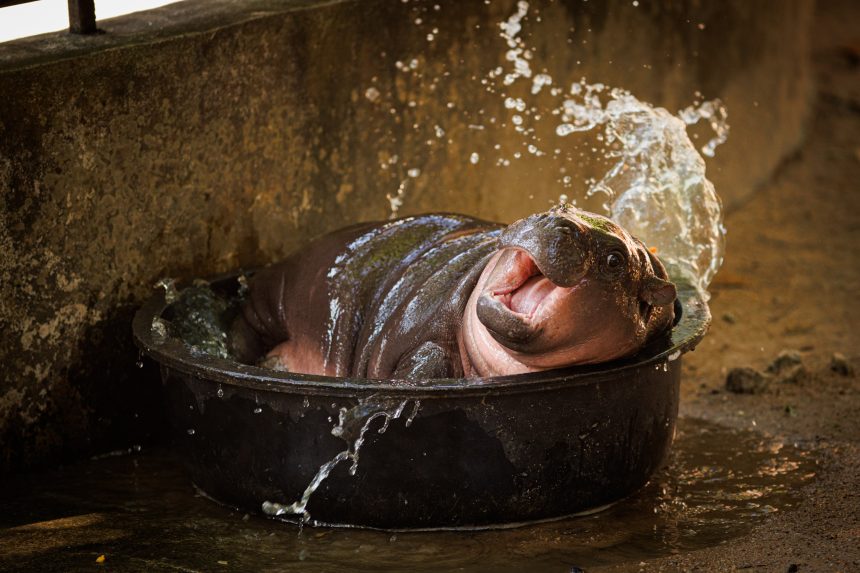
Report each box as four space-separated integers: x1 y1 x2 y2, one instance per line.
641 276 677 307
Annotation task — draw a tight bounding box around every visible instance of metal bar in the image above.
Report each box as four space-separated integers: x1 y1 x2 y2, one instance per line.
67 0 96 34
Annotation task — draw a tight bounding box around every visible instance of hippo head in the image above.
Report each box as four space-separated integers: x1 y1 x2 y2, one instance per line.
461 205 677 376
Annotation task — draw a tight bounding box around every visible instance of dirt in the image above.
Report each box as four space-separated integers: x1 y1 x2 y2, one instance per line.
597 3 860 571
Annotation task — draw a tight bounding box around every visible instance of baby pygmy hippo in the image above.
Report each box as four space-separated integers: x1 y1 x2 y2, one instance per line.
229 205 677 379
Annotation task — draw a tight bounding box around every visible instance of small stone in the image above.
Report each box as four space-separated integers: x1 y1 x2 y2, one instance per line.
787 564 799 573
722 312 737 324
830 353 854 377
777 364 810 385
767 350 803 374
726 367 771 394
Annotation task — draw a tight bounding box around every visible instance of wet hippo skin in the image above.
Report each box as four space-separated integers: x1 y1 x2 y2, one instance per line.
229 205 677 379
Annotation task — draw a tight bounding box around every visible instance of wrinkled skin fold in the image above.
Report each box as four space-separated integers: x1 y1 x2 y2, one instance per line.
229 207 677 379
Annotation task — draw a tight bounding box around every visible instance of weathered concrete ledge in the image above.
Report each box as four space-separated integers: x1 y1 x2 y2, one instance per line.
0 0 813 473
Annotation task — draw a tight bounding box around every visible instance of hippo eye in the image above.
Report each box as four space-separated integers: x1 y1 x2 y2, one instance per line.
605 251 625 271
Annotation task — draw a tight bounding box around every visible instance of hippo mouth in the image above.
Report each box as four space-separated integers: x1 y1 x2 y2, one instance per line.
491 252 558 318
476 249 575 349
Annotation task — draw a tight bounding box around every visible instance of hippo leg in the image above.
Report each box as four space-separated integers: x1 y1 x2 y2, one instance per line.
393 341 457 380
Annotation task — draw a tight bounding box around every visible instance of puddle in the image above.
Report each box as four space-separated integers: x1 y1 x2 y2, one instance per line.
0 418 816 572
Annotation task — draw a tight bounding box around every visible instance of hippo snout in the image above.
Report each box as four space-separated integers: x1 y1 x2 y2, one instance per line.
498 214 591 287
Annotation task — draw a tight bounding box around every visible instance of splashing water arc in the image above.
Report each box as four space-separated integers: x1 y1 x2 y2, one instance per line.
565 85 727 294
501 1 727 295
381 0 728 296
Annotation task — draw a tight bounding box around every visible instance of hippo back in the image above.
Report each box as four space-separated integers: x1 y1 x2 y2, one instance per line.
238 214 501 378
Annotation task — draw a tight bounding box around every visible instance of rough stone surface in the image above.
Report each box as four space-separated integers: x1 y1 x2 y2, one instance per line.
830 353 855 377
725 367 771 395
768 349 805 374
777 364 811 386
0 0 813 473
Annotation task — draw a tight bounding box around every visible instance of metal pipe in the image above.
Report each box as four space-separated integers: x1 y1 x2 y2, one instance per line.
67 0 96 34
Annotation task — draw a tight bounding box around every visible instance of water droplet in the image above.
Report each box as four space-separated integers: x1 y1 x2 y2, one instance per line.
504 97 526 111
531 73 552 94
150 317 168 340
154 277 178 304
364 87 380 102
187 428 196 436
556 123 576 137
217 386 224 398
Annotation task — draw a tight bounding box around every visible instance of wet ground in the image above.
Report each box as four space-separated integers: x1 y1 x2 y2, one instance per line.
616 2 860 571
0 419 816 572
2 2 859 572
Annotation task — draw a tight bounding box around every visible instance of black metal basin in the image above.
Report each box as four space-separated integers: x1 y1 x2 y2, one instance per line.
133 274 709 530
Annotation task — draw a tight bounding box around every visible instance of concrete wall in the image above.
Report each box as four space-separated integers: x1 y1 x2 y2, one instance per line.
0 0 813 474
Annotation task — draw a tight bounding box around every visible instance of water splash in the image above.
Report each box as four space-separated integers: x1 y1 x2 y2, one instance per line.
154 277 179 304
262 397 420 523
167 282 232 359
550 81 726 291
493 2 726 295
499 1 533 86
150 317 168 340
371 1 728 295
